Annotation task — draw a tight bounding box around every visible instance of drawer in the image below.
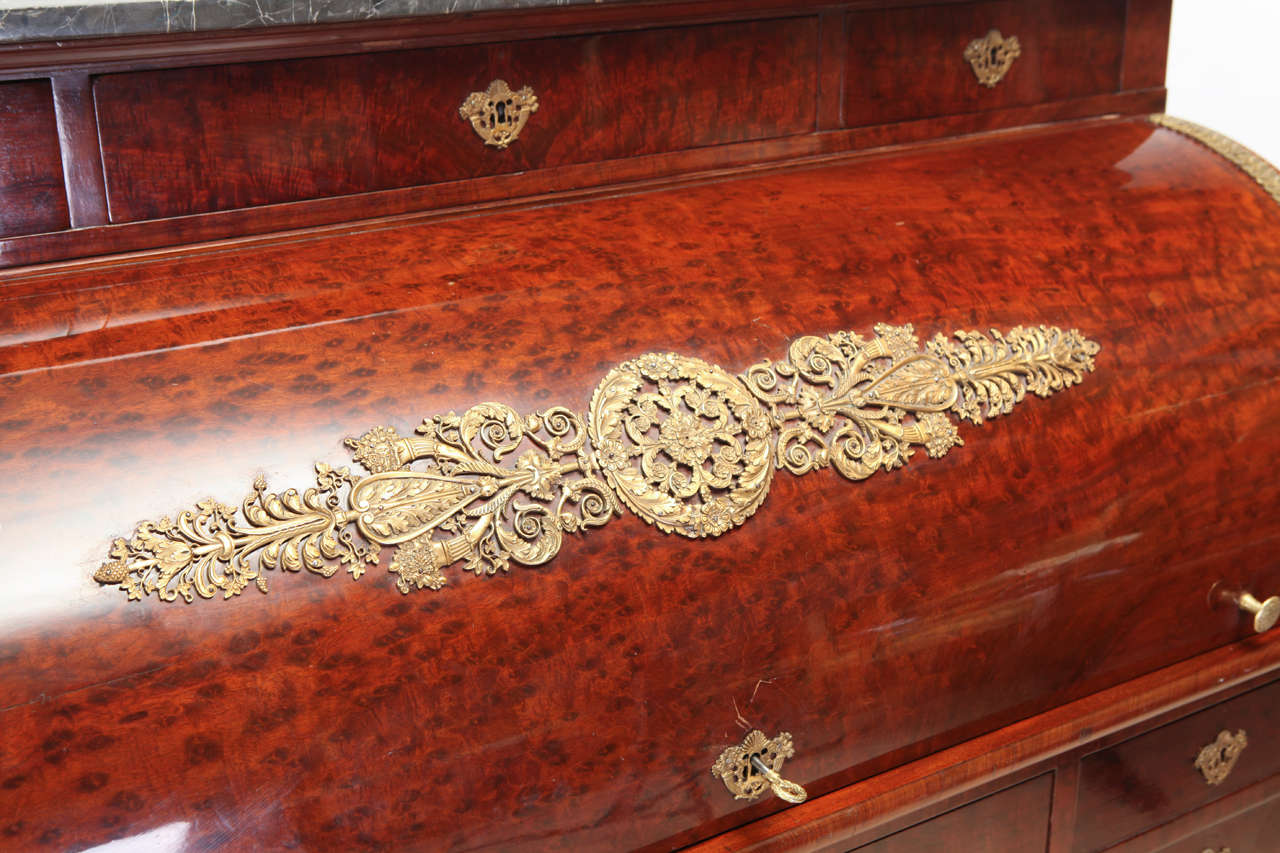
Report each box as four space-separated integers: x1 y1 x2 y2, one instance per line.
1075 679 1280 851
851 774 1052 852
844 0 1125 127
0 78 68 238
1146 790 1280 853
93 17 818 222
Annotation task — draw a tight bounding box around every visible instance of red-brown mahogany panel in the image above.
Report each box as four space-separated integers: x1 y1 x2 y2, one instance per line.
0 120 1278 851
0 78 69 237
93 16 818 222
0 88 1164 271
849 774 1051 852
1106 776 1280 853
689 647 1280 853
844 0 1125 127
1073 680 1280 851
1160 793 1280 853
1121 0 1173 91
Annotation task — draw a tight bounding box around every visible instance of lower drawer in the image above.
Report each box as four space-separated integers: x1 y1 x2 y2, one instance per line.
1075 679 1280 851
850 774 1051 852
1106 779 1280 852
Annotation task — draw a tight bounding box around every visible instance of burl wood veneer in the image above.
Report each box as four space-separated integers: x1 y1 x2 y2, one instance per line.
1 114 1278 851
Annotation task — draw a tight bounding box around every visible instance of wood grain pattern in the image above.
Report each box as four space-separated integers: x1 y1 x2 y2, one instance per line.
844 0 1126 127
1073 680 1280 851
0 0 986 80
0 89 1166 271
1156 793 1280 853
0 118 1277 851
0 0 1172 268
0 78 69 238
1103 773 1280 853
689 644 1280 853
1121 0 1173 91
94 17 818 221
50 72 110 228
849 775 1052 852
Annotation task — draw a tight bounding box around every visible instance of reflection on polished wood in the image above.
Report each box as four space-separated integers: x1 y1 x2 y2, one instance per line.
2 0 1279 850
1 115 1278 851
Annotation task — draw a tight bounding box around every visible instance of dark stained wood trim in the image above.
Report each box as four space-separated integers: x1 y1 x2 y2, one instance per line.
0 0 980 79
0 89 1166 271
816 10 848 131
49 71 109 227
1047 760 1079 853
681 638 1280 853
1103 774 1280 853
1121 0 1173 91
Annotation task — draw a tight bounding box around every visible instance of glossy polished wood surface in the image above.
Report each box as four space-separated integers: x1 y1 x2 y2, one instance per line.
0 0 1172 268
1109 777 1280 853
850 774 1051 852
1074 680 1280 851
0 79 68 238
95 17 817 221
1 118 1278 851
844 0 1124 126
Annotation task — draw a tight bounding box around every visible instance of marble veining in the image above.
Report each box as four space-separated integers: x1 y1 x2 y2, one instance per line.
0 0 616 43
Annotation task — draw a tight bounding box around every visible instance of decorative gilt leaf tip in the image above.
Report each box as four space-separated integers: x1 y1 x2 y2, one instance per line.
97 323 1099 603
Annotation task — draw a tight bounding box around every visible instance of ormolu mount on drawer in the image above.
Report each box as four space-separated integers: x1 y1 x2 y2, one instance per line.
95 322 1098 604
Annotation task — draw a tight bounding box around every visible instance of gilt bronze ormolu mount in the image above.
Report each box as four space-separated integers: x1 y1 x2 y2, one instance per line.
95 323 1099 603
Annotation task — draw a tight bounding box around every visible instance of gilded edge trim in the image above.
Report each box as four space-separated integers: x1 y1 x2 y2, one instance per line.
95 323 1100 604
1151 114 1280 206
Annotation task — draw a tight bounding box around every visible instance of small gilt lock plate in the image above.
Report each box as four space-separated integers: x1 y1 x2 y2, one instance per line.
964 29 1021 87
712 730 807 804
1194 729 1248 785
458 79 539 149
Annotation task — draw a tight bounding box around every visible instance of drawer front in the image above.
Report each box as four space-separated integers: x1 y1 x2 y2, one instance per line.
0 78 69 238
93 17 818 222
844 0 1124 127
1076 680 1280 851
852 774 1052 852
1148 791 1280 853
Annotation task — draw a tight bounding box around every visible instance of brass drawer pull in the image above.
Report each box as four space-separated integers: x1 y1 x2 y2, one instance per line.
459 79 539 149
1234 592 1280 634
965 29 1021 87
1194 729 1248 786
1214 585 1280 634
713 730 808 804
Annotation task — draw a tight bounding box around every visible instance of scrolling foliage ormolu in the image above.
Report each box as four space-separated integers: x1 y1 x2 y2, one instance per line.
95 323 1099 603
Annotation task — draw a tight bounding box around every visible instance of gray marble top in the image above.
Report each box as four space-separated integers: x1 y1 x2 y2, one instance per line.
0 0 613 43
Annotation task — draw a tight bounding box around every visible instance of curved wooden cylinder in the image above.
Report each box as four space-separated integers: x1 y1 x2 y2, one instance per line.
0 116 1277 851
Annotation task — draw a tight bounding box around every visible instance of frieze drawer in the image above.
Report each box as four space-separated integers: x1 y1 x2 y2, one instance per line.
844 0 1125 127
91 16 818 221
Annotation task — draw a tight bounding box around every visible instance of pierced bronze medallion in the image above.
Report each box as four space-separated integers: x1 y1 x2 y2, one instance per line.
589 353 775 539
965 29 1022 87
95 323 1099 604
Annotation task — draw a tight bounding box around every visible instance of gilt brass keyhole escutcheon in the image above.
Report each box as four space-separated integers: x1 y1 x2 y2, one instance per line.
1194 729 1247 786
459 79 539 149
964 29 1021 87
712 730 808 804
